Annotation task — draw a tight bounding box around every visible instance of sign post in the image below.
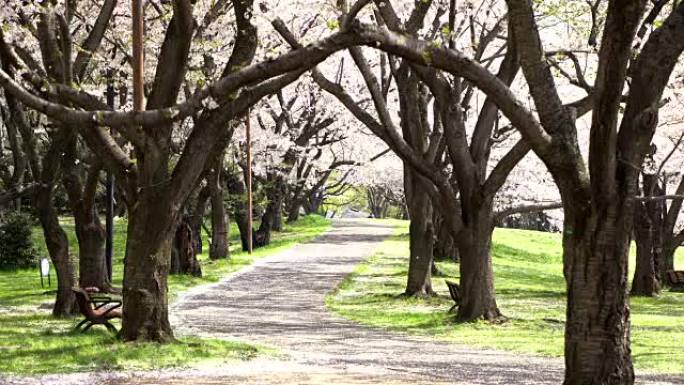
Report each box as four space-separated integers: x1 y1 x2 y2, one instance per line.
39 258 51 288
105 68 116 281
132 0 144 113
246 110 253 254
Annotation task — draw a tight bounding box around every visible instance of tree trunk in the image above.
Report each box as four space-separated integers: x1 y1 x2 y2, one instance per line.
404 169 435 296
631 173 664 296
400 202 409 220
61 146 112 292
286 203 301 223
29 126 78 317
171 216 202 277
121 197 175 342
270 176 285 232
405 212 435 296
189 185 210 254
208 165 228 260
307 189 325 215
267 172 286 232
367 186 389 218
563 210 634 385
632 224 661 296
434 212 459 262
256 173 285 247
661 245 676 274
273 205 283 232
255 206 275 248
34 186 77 317
114 187 128 218
226 167 250 251
456 207 501 321
75 212 110 290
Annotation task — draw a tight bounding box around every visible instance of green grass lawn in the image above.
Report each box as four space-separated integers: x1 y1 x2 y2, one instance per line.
327 223 684 375
0 214 330 375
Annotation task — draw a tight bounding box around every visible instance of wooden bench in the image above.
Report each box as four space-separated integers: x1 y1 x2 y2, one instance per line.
445 280 461 313
72 287 122 334
664 271 684 290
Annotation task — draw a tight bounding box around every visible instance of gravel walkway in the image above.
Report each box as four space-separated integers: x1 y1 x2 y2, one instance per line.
3 219 681 385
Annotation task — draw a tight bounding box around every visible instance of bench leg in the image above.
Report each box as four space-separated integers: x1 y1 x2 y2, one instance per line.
73 318 88 332
104 322 118 334
82 322 95 333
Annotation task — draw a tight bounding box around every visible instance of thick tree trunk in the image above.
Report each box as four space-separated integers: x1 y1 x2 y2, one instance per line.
113 187 128 218
306 189 325 215
256 173 286 247
120 171 175 342
400 202 409 220
171 216 202 277
255 206 275 248
273 205 283 232
631 173 664 296
632 226 661 296
75 212 110 290
661 245 676 274
209 166 228 260
226 168 250 251
61 133 112 292
367 187 389 219
286 203 301 223
405 212 435 296
631 207 660 295
64 174 112 291
563 210 634 385
189 185 210 254
209 194 229 259
434 212 459 262
35 187 77 317
404 169 435 296
269 173 286 232
456 207 501 321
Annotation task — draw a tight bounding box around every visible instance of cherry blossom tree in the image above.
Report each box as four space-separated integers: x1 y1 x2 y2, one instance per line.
2 3 683 385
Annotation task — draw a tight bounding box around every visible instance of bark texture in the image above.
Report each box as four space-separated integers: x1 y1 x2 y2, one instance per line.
35 183 78 317
121 188 176 342
227 167 251 251
504 1 684 383
62 137 112 292
631 172 664 296
456 206 501 321
404 169 435 296
208 159 229 260
171 216 203 277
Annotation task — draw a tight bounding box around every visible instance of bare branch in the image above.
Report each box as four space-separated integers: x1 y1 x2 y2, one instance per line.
482 139 531 199
495 201 563 221
73 0 117 81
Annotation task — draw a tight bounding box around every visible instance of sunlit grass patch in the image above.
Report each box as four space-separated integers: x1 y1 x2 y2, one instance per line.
0 214 331 375
327 222 684 374
0 313 263 374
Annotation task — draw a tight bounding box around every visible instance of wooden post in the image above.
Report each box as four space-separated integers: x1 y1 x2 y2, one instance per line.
105 69 116 281
246 110 253 254
132 0 144 112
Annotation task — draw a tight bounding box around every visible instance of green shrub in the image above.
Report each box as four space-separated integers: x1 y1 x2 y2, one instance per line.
0 211 36 269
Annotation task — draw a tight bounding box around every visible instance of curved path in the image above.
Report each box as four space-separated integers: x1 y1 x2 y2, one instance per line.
6 219 681 384
135 219 680 384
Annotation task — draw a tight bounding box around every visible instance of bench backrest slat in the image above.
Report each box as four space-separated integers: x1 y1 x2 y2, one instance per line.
72 288 97 319
445 281 461 303
665 271 684 285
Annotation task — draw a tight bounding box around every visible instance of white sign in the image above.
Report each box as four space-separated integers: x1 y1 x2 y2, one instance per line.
40 258 50 277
